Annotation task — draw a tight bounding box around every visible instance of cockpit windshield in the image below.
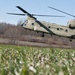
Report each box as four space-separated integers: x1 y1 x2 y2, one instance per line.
23 20 28 26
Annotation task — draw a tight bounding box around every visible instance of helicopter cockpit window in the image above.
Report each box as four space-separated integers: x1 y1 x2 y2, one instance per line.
24 20 28 26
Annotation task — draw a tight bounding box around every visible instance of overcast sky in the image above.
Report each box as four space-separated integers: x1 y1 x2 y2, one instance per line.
0 0 75 25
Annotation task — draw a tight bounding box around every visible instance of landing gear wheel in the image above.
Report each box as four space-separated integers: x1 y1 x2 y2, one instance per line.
69 39 72 42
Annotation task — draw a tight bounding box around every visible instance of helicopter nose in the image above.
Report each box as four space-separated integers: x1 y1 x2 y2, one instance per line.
21 23 24 26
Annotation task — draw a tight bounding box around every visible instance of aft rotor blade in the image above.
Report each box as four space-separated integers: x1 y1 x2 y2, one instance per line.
7 13 25 16
48 6 75 17
32 14 65 17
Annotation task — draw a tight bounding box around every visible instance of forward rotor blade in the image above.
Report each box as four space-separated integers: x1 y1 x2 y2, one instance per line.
16 6 32 17
32 14 65 17
7 6 65 18
7 13 65 17
7 13 25 16
48 6 75 17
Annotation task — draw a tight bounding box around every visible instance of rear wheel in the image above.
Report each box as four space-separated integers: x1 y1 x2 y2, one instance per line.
69 39 72 42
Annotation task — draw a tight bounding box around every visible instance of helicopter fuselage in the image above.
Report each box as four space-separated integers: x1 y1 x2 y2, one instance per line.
22 16 75 40
7 6 75 41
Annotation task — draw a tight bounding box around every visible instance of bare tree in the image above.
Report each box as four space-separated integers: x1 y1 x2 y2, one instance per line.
5 25 20 44
0 23 7 34
17 19 25 26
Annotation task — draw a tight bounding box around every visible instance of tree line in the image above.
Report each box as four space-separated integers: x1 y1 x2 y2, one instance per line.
0 22 70 47
0 22 47 44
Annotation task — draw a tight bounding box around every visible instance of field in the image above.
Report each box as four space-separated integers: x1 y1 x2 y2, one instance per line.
0 44 75 75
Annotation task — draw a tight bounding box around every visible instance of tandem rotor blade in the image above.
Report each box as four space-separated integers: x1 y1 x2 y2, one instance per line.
7 13 25 16
16 6 65 17
7 13 65 17
48 6 75 17
32 14 65 17
16 6 32 17
7 6 65 18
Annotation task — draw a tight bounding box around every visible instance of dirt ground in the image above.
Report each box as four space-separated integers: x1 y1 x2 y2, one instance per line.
0 37 74 49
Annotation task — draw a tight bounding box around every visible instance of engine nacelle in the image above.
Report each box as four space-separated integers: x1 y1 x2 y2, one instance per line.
67 19 75 29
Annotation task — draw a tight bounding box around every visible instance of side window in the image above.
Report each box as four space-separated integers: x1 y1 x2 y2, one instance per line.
57 28 59 30
65 29 68 32
48 26 51 28
32 23 34 25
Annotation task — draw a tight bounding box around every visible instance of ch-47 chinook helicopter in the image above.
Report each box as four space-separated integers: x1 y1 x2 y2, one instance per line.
7 6 75 41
